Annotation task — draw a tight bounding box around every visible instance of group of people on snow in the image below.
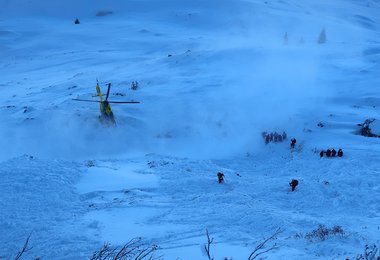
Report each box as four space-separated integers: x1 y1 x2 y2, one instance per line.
320 148 343 157
216 131 346 193
262 131 287 144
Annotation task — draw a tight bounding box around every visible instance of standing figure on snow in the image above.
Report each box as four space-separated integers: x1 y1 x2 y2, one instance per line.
282 131 287 140
273 132 279 143
262 132 267 139
290 138 297 149
265 134 271 144
320 150 324 157
326 149 332 157
331 149 337 157
217 172 225 183
289 179 299 191
337 149 343 157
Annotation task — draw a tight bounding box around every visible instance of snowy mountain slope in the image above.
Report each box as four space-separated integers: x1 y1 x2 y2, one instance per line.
0 0 379 259
0 156 97 259
1 0 379 160
76 144 379 259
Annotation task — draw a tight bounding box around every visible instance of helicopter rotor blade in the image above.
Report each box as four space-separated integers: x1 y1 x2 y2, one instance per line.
105 83 111 101
72 99 101 103
73 99 140 104
107 101 141 104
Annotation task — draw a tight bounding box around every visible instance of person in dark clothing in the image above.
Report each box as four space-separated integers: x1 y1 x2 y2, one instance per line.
331 149 337 157
273 132 279 142
325 149 331 157
337 149 343 157
289 179 299 191
320 150 324 157
290 138 296 149
265 134 270 144
217 172 225 183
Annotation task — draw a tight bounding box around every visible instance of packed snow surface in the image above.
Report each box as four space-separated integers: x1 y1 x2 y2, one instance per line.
0 0 379 259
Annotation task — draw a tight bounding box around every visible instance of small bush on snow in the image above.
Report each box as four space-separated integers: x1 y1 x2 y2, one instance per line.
355 244 380 260
96 10 113 17
91 237 159 260
305 224 345 241
318 28 326 44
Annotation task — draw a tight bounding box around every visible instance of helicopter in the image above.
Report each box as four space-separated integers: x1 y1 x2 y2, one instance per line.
73 80 140 124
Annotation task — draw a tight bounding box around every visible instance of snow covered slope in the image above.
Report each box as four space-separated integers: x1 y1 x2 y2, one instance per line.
0 0 379 259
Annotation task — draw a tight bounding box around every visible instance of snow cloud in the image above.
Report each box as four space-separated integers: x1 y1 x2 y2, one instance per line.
0 0 359 160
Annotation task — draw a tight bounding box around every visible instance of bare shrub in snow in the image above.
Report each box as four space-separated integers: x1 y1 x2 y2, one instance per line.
131 81 139 90
358 119 379 137
318 28 326 44
85 160 96 167
355 244 379 260
203 229 214 260
96 11 114 17
202 230 233 260
91 237 159 260
202 228 283 260
331 225 344 235
15 233 34 260
305 225 345 241
248 228 284 260
283 32 288 45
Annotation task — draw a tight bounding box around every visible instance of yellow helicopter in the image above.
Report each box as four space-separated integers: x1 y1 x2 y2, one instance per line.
73 80 140 124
